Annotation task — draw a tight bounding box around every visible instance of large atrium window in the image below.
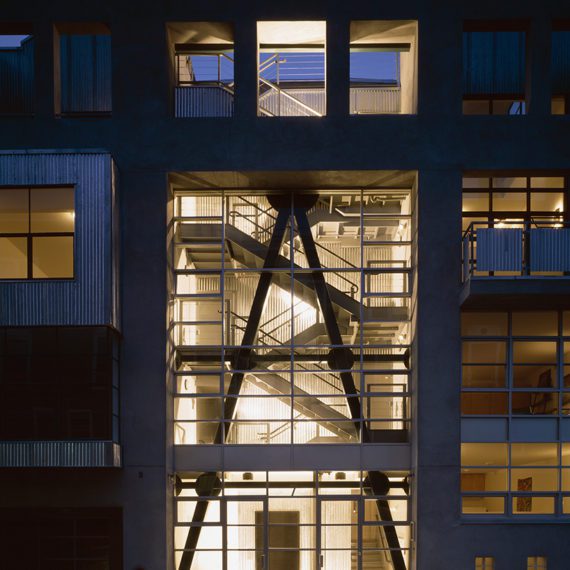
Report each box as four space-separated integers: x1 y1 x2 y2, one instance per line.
0 186 75 279
0 27 34 115
169 181 415 446
463 23 527 115
461 175 568 279
174 470 411 570
169 22 234 118
349 21 418 115
257 21 326 117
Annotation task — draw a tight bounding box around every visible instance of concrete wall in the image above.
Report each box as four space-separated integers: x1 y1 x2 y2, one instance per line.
0 1 569 569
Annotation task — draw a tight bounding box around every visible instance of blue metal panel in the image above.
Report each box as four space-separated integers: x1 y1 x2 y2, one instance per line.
552 31 570 93
463 31 525 95
0 441 121 467
476 228 522 271
61 34 112 114
174 86 233 117
530 228 570 272
0 151 118 328
0 37 34 114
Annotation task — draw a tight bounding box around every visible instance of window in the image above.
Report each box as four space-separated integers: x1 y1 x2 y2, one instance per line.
463 22 527 115
528 556 547 570
461 175 568 278
0 186 74 279
257 21 326 116
0 508 122 570
170 185 415 445
349 20 418 115
54 23 112 116
552 24 570 115
461 442 570 516
475 557 495 570
461 311 570 418
174 470 411 570
0 327 120 441
169 22 234 118
0 27 34 115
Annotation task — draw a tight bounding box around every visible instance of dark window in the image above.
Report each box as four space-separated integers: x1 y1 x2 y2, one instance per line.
0 508 122 570
0 27 34 115
0 327 119 440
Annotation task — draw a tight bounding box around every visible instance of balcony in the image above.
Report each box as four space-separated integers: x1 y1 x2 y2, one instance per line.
461 220 570 309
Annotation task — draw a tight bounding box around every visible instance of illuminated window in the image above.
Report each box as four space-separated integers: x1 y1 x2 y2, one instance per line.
463 22 526 115
0 27 34 115
475 557 495 570
174 470 411 570
257 21 326 117
0 186 75 279
349 20 418 115
461 442 570 517
528 556 547 570
461 175 568 279
170 185 415 445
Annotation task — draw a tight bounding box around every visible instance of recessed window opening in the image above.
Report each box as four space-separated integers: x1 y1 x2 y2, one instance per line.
350 20 418 115
475 557 495 570
0 186 75 279
528 556 547 570
552 25 570 115
0 26 34 115
257 21 326 117
170 22 234 118
463 23 527 115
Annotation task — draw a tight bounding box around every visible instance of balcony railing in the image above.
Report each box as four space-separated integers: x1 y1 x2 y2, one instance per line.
462 219 570 280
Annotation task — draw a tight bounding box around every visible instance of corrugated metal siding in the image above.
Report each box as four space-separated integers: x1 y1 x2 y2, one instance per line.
530 229 570 272
0 152 118 328
174 86 234 117
0 441 121 467
0 37 34 114
350 87 401 114
476 228 522 271
61 35 112 114
463 31 525 94
552 31 570 93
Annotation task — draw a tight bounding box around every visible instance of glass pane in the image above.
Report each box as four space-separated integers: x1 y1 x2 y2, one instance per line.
463 177 490 189
492 192 526 211
512 496 555 515
493 177 527 189
0 188 28 232
463 192 489 212
462 392 508 415
462 365 506 388
461 313 508 336
461 468 507 491
32 236 74 278
30 187 75 232
462 341 506 363
0 237 27 278
513 342 557 363
462 496 504 515
511 469 558 492
461 443 507 466
530 177 564 189
512 444 558 466
512 312 558 336
513 366 556 389
530 193 564 212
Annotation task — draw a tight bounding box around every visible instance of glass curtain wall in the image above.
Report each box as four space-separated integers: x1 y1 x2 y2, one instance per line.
169 189 414 446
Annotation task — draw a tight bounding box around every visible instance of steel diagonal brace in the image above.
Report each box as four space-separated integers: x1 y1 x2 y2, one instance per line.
179 206 291 570
294 204 407 570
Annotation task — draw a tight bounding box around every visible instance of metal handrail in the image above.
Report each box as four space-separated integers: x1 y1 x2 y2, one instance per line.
258 77 323 117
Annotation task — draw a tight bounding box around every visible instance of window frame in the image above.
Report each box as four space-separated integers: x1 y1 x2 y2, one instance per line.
0 184 76 281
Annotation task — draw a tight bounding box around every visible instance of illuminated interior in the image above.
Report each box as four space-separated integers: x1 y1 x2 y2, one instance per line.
169 174 416 446
174 470 411 570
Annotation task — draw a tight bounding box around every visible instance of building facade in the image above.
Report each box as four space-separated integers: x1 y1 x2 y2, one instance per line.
0 1 569 569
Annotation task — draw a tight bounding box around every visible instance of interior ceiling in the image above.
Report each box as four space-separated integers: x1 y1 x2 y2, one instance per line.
350 20 417 45
257 21 326 45
170 170 417 191
167 22 234 45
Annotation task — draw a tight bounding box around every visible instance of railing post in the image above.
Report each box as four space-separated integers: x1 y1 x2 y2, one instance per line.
524 220 531 275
